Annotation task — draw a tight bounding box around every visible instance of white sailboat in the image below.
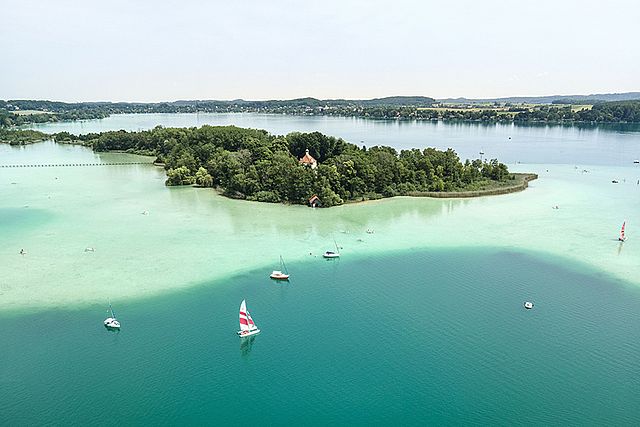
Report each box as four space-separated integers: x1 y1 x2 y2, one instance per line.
103 302 121 329
237 299 260 337
323 239 340 258
270 255 290 280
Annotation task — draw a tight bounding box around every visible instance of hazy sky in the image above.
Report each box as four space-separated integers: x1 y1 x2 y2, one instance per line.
1 0 638 102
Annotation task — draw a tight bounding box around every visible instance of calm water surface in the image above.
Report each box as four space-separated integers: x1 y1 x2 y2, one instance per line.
1 249 639 425
2 115 639 424
27 113 640 166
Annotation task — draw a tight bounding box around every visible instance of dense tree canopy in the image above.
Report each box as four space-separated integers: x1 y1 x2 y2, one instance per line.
49 125 511 206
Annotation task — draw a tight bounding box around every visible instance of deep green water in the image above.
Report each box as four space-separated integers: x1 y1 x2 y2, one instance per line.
2 248 639 425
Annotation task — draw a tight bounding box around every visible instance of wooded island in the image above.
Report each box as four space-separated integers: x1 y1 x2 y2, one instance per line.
46 125 520 207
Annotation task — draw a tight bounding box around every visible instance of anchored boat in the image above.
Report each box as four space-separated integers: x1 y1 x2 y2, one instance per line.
323 239 341 258
270 255 290 280
103 302 121 329
237 299 260 338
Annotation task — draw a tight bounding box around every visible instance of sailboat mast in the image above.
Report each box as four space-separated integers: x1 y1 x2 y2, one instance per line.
281 255 288 274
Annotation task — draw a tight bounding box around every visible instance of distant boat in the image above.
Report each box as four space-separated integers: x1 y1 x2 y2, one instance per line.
104 302 121 329
619 221 627 242
634 159 639 164
323 239 340 258
270 255 290 280
479 150 485 156
523 301 534 310
237 299 260 337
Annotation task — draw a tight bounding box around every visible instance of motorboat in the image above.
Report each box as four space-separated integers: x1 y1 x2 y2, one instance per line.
523 301 534 310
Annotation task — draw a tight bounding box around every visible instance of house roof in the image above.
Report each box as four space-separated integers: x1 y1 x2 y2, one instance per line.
299 149 317 165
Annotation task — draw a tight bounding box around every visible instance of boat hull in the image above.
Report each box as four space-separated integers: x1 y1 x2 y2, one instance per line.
237 329 260 337
270 274 290 280
104 318 121 329
323 252 340 258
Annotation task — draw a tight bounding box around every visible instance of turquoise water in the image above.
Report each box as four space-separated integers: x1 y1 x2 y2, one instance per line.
3 115 640 423
1 249 639 425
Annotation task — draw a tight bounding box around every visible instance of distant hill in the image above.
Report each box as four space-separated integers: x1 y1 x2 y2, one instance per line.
438 92 640 104
171 96 437 107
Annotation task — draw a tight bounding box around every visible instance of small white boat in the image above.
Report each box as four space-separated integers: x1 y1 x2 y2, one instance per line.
323 239 341 258
84 247 95 252
104 302 121 329
523 301 534 310
633 160 639 164
270 255 290 280
237 299 260 337
618 221 627 242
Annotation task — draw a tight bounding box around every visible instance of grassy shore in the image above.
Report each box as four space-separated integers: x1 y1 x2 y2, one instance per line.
406 173 538 198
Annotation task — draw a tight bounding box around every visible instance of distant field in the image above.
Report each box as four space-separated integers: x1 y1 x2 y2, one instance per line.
418 103 593 114
570 104 592 112
13 110 51 116
417 106 508 112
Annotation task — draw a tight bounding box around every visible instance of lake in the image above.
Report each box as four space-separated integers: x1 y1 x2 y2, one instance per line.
1 114 639 424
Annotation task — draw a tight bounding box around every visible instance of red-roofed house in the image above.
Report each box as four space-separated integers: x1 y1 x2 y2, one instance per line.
299 149 317 169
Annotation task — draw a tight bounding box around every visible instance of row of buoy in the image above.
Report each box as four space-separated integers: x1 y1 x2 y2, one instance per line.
0 162 153 168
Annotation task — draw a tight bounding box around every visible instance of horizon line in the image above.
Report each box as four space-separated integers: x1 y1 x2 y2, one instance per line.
3 90 640 104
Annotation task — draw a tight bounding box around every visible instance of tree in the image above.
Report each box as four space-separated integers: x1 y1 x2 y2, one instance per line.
166 166 195 186
195 167 213 187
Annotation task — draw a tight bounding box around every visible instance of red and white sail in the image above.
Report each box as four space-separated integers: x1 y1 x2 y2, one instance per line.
247 311 258 331
620 221 626 241
239 299 250 332
239 299 259 333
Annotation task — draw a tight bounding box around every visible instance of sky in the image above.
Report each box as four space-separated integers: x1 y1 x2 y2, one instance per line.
1 0 639 102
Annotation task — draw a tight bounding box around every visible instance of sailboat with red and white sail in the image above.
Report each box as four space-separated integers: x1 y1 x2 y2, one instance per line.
618 221 627 242
237 299 261 337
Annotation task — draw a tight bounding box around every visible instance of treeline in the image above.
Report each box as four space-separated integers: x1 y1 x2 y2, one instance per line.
3 98 640 126
513 101 640 122
0 128 49 145
52 126 510 206
0 97 436 126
